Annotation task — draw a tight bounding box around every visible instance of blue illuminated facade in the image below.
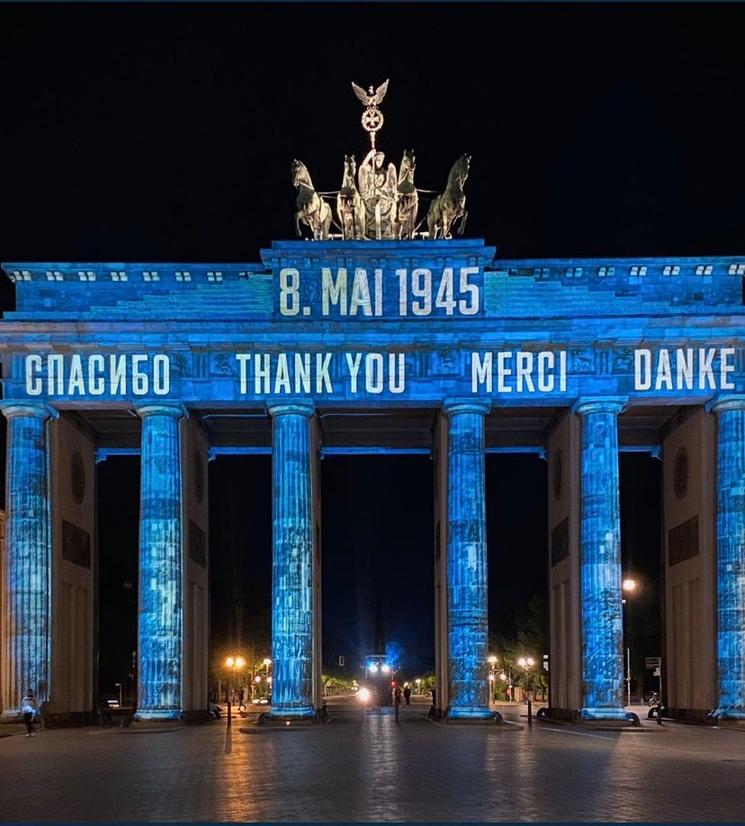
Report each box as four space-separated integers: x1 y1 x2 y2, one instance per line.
0 402 55 717
443 401 493 720
574 399 632 722
711 396 745 720
1 240 745 724
269 403 316 719
135 403 186 720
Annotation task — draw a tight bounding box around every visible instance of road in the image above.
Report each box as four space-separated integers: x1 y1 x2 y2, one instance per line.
1 697 744 821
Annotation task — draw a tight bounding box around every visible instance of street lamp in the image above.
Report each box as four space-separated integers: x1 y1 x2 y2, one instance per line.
487 655 498 702
224 655 246 724
622 576 638 706
517 657 535 700
517 657 536 724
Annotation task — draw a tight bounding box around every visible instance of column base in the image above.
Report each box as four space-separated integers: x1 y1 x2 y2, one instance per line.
260 708 322 727
445 706 503 724
580 707 640 726
134 709 183 722
709 707 745 722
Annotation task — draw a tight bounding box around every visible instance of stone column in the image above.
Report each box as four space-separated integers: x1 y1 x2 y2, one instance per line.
135 403 186 721
574 399 629 720
0 402 56 718
711 396 745 720
268 403 316 719
442 400 493 720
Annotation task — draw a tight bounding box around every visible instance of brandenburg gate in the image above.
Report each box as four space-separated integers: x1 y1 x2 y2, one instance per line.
1 83 744 727
1 240 744 725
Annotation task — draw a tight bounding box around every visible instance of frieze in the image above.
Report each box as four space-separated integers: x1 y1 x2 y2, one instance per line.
3 345 741 404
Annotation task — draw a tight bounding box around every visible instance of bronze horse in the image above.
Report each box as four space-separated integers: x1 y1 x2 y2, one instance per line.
426 154 470 240
292 159 332 240
395 149 418 240
337 155 365 240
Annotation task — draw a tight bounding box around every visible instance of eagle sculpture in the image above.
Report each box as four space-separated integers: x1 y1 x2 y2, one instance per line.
351 79 389 108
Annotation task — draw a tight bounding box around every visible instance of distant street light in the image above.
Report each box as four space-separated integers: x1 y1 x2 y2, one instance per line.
517 657 535 700
622 576 639 707
224 655 246 725
487 655 498 702
517 657 536 724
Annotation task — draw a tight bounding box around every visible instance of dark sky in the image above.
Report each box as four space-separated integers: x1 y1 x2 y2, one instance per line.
1 3 740 690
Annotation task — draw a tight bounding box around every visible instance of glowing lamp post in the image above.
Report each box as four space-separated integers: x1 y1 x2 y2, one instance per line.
517 657 535 724
225 655 246 725
622 577 637 706
517 657 535 699
487 655 498 702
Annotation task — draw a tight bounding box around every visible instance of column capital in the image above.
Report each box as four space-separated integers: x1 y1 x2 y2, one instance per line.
442 398 491 417
707 394 745 414
572 396 627 417
0 401 58 421
134 402 187 419
267 402 315 418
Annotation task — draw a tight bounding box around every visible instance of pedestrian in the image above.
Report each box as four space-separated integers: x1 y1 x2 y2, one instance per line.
393 684 402 721
21 690 38 737
428 686 436 719
403 684 412 706
238 688 246 712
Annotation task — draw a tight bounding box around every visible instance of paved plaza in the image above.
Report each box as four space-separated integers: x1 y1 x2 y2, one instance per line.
1 699 745 822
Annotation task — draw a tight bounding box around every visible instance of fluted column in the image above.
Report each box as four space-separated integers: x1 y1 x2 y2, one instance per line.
268 403 316 719
443 400 492 720
574 398 628 720
711 396 745 720
0 402 56 718
135 403 186 721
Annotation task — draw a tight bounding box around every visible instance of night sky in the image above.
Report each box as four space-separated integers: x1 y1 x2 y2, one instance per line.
1 3 742 693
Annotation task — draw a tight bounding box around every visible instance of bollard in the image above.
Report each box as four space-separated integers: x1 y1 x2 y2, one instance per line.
527 698 533 727
657 699 662 726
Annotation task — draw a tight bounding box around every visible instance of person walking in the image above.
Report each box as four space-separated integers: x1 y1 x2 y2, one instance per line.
21 690 39 737
393 684 402 722
403 685 412 706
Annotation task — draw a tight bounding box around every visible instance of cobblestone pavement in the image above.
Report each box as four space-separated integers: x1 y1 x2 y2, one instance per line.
1 700 745 822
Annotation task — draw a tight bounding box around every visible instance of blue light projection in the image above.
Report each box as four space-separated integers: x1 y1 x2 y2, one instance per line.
444 400 493 720
268 403 316 719
0 402 54 717
575 399 631 721
135 403 186 721
711 396 745 720
2 242 745 725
